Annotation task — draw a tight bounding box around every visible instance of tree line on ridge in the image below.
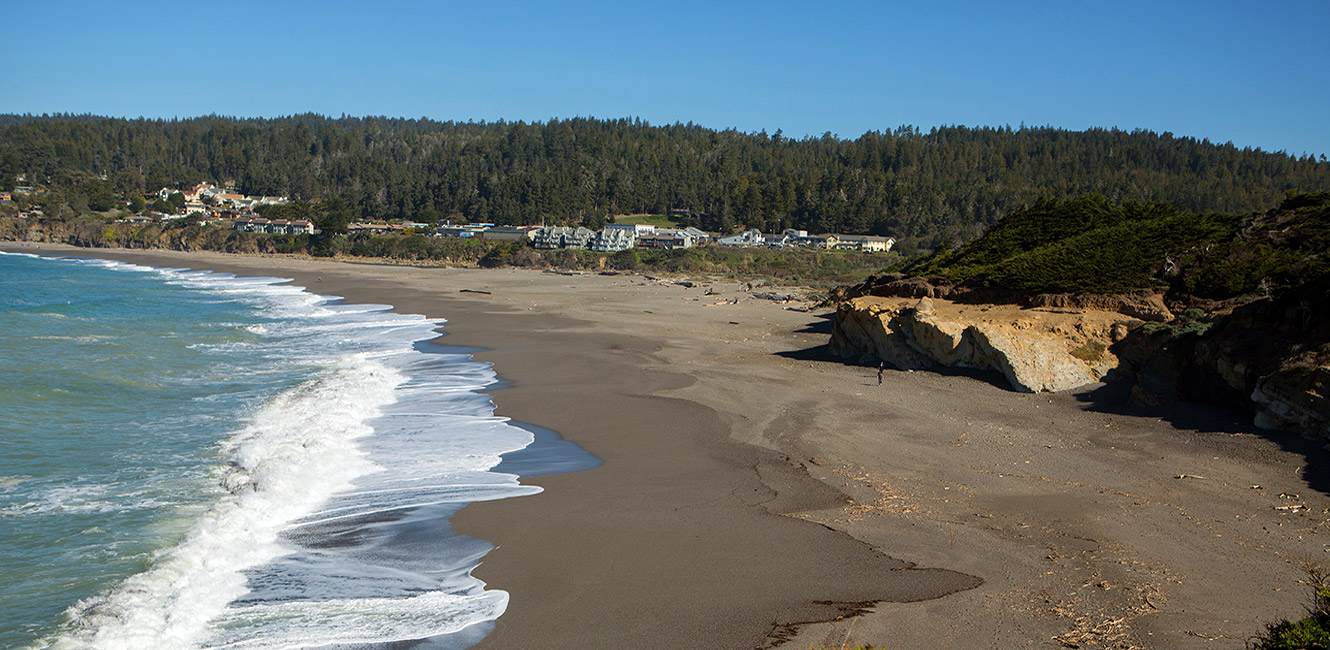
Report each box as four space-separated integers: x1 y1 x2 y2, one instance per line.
2 113 1327 249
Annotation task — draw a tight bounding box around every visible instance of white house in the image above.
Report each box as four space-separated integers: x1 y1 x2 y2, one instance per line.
717 229 763 246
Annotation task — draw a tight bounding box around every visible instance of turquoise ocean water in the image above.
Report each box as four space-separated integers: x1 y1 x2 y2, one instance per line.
0 251 552 649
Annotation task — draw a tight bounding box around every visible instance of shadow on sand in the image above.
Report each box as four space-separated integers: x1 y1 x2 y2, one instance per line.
774 316 1330 496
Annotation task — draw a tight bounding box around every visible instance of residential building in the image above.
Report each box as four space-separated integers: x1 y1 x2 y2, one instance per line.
481 226 540 242
532 226 595 249
184 183 217 201
681 227 710 243
348 222 397 235
233 217 270 232
637 228 696 250
231 217 315 234
436 225 481 238
796 234 838 249
590 227 636 252
605 223 656 236
832 235 896 252
717 229 763 246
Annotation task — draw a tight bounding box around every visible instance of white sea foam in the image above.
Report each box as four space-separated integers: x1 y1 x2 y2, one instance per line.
205 590 507 650
29 263 543 650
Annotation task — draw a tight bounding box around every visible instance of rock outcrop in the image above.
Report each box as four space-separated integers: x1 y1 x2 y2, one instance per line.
831 296 1132 393
1252 367 1330 437
833 291 1330 440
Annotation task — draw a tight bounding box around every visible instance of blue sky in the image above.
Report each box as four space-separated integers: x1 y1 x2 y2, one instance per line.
5 0 1327 156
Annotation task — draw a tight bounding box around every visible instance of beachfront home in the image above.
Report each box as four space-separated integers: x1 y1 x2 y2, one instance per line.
590 227 636 252
480 226 540 242
637 228 696 250
348 221 398 235
233 217 270 232
717 229 763 247
681 227 710 243
269 219 314 234
833 235 896 252
436 224 484 238
532 226 595 249
793 234 832 248
605 223 656 237
232 217 314 234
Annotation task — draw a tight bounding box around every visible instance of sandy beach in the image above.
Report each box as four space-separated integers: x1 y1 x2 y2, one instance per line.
8 242 1330 649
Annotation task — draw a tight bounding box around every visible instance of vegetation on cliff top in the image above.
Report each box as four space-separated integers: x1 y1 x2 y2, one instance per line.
894 192 1330 302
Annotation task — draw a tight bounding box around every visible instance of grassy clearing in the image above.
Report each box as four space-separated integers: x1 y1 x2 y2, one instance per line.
611 213 687 228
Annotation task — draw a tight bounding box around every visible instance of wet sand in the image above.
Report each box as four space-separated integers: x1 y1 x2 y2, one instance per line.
9 242 1330 649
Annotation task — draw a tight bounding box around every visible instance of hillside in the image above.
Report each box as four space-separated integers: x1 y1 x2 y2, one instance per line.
855 192 1329 306
2 114 1327 246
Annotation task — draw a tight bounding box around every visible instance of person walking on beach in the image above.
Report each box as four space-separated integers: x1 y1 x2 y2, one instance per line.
877 360 885 386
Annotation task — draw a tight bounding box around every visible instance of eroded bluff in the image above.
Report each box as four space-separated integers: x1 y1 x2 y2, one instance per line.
830 294 1330 440
830 296 1132 393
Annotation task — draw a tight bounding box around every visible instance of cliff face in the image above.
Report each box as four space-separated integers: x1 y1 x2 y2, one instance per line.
1188 285 1330 438
831 293 1330 440
830 296 1132 393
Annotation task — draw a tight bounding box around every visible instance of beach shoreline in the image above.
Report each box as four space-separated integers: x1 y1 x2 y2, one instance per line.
8 242 1330 649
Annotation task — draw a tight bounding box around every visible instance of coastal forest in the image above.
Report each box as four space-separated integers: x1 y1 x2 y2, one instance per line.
2 114 1328 248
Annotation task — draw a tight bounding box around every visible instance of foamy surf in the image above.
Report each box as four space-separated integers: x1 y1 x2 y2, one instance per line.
14 258 544 650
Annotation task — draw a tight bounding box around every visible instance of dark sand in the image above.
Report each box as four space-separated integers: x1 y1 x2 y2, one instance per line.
9 242 1330 649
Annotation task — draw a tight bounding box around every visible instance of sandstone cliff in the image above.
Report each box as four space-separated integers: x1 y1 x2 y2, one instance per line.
830 296 1134 393
831 293 1330 440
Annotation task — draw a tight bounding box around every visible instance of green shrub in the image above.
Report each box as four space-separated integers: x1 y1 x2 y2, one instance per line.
478 243 513 268
1252 567 1330 650
1070 340 1107 362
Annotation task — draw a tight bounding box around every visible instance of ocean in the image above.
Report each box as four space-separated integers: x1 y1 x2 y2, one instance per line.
0 251 590 649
